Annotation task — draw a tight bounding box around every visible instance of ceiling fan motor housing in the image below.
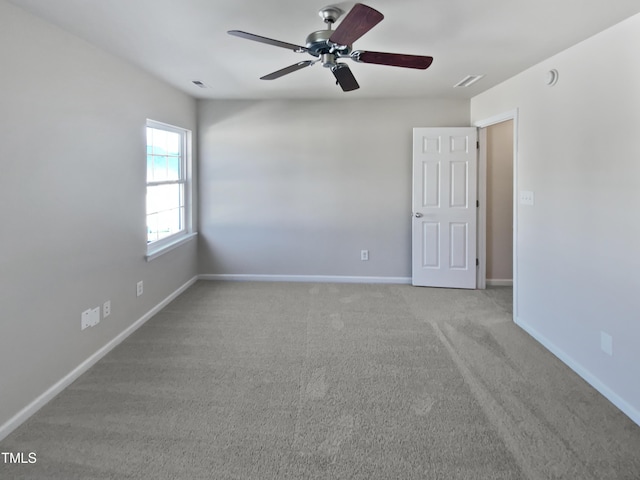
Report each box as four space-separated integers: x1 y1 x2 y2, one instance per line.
305 30 351 59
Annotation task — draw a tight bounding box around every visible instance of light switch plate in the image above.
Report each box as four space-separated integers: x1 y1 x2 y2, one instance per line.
520 190 535 206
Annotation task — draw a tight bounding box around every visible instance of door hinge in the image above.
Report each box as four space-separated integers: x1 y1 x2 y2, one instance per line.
476 258 479 266
476 141 480 149
476 200 479 208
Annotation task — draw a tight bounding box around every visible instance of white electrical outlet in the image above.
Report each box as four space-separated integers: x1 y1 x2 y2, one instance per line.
361 250 369 261
81 309 92 330
91 307 100 326
103 300 111 318
136 281 144 297
81 307 101 330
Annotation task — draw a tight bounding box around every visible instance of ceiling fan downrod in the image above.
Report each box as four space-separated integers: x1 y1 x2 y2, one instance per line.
318 6 343 29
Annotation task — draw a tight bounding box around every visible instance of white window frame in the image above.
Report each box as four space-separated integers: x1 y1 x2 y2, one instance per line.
145 119 196 261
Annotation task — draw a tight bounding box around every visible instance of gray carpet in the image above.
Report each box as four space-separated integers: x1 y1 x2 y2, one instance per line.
1 281 639 479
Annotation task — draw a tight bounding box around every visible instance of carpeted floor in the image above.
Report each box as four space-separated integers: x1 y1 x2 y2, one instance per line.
1 281 639 479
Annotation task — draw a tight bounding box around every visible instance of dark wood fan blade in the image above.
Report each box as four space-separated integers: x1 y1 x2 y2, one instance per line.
260 61 315 80
332 64 360 92
329 3 383 46
357 51 434 69
228 30 306 52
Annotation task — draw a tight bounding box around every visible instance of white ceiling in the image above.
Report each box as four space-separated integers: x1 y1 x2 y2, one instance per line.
8 0 640 100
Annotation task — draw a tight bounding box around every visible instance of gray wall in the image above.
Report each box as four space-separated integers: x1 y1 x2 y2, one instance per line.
198 98 469 279
472 13 640 423
0 1 198 433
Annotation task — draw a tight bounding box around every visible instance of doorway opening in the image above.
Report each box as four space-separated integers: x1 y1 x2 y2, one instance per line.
484 120 513 285
475 110 518 313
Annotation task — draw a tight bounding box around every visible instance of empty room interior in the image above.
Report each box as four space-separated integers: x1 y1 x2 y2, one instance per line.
1 0 639 478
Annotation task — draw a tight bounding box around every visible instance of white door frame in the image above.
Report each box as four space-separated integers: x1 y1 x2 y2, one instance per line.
474 109 519 316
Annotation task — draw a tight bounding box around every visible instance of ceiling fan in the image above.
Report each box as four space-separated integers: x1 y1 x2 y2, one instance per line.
228 3 434 92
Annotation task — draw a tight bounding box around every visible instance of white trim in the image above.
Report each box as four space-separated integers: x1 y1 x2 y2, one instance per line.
474 110 519 128
199 274 412 284
0 276 199 442
146 232 197 262
477 127 487 290
474 109 519 318
486 279 513 287
516 315 640 427
146 118 188 134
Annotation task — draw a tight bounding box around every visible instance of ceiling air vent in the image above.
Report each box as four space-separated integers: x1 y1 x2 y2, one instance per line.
453 74 485 88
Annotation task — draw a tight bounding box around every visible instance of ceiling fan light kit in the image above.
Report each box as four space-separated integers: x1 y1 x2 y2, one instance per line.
228 3 434 92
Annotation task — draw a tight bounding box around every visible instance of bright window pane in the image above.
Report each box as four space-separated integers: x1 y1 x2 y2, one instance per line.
147 213 159 242
167 156 180 181
146 127 153 151
146 120 189 246
152 128 168 154
147 184 181 215
153 155 167 181
167 132 181 155
156 208 182 240
146 184 184 243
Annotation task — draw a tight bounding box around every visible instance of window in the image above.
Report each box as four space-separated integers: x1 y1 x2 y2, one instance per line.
146 120 194 259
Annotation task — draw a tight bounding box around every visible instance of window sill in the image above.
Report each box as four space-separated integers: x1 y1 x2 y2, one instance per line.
146 232 198 262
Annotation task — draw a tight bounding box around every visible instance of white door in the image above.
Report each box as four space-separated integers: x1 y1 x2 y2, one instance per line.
412 127 477 288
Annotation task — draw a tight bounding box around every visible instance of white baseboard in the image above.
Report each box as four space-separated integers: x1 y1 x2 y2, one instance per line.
487 279 513 287
515 315 640 427
0 276 199 442
199 274 412 284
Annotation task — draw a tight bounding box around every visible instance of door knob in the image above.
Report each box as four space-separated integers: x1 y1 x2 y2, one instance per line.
414 212 423 218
